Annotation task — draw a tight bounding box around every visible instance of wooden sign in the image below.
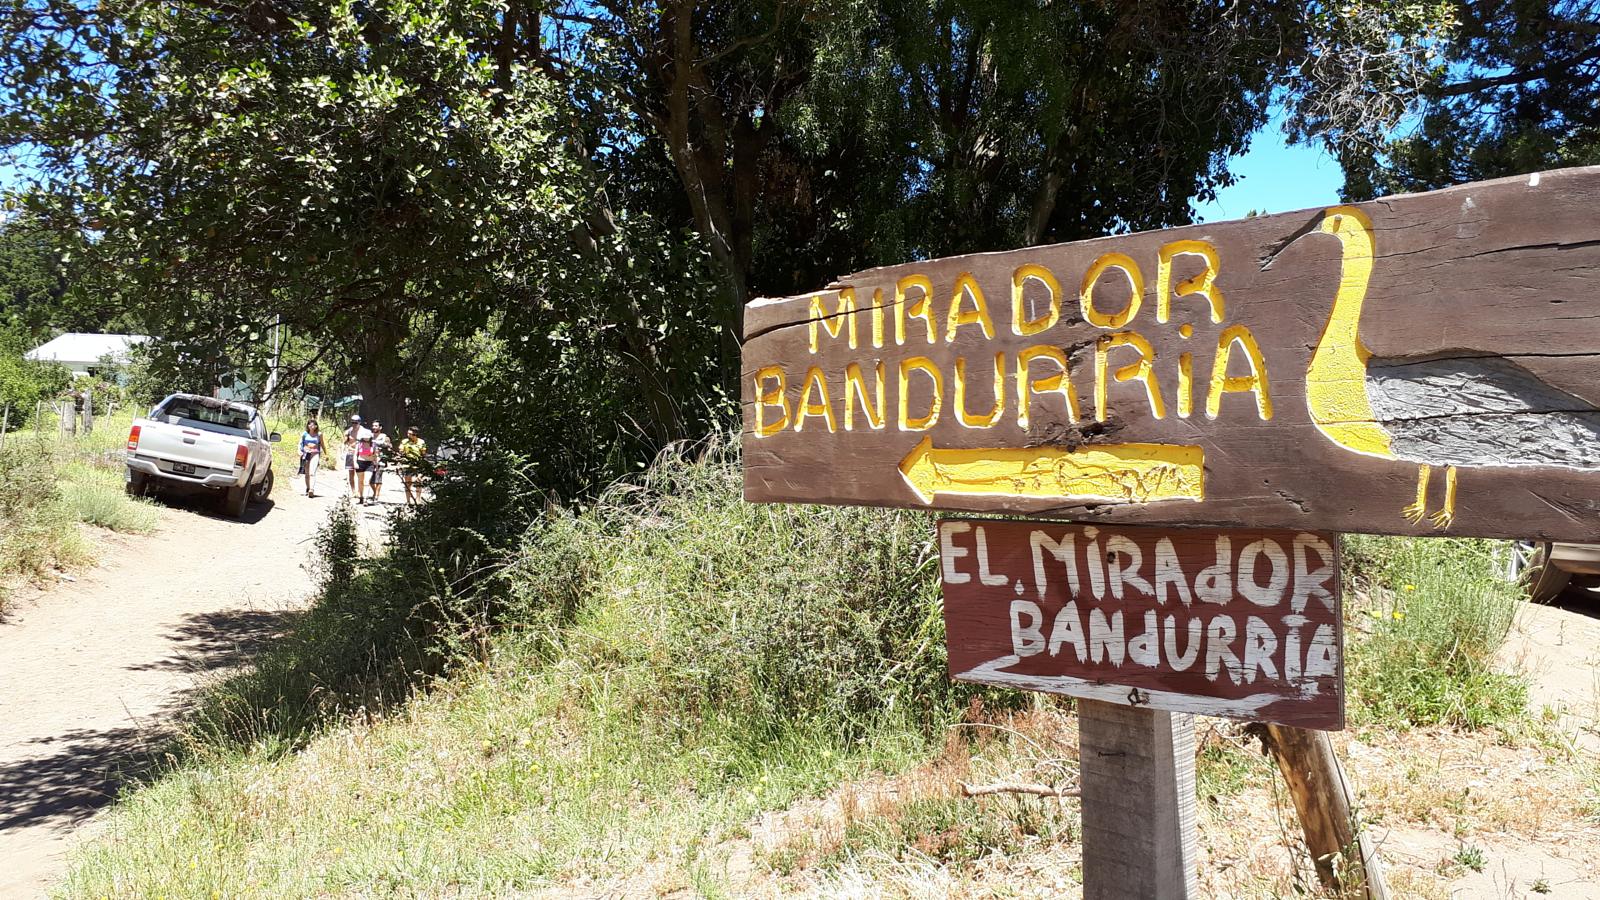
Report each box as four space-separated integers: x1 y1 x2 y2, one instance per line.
742 167 1600 541
938 519 1344 730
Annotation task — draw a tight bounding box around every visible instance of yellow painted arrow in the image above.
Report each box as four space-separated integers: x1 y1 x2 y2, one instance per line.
897 437 1205 505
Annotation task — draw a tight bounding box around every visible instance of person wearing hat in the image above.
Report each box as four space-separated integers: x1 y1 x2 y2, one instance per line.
344 414 374 503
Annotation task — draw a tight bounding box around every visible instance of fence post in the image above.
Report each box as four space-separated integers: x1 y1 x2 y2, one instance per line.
82 388 95 435
1 402 9 452
1079 699 1198 898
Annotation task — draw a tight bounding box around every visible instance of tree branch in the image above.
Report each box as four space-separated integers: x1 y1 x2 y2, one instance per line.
1434 44 1600 97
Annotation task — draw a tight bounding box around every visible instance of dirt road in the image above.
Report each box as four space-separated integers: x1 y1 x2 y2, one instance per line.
0 481 390 897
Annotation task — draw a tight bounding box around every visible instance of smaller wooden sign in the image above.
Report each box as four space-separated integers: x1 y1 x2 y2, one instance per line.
940 519 1344 730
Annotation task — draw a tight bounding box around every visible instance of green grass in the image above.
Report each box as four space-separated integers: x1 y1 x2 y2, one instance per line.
823 790 1071 869
1344 535 1528 730
60 442 978 897
59 480 160 533
0 409 171 610
0 440 93 610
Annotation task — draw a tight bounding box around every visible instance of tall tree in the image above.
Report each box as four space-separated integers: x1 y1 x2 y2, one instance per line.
552 0 1298 389
1284 1 1598 199
1 0 618 426
0 213 68 335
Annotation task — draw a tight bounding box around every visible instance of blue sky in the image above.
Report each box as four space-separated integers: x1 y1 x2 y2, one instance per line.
1191 111 1346 224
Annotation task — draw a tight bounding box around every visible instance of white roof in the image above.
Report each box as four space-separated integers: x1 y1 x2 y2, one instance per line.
25 333 150 365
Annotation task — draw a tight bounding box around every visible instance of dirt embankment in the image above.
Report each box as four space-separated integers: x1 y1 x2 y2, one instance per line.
0 483 389 897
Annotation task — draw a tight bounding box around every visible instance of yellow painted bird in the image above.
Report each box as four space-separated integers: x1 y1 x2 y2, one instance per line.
1304 206 1600 529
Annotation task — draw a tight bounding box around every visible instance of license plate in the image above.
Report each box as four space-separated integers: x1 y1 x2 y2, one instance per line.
173 462 195 475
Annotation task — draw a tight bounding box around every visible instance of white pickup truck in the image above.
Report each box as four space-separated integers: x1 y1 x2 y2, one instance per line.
124 393 280 518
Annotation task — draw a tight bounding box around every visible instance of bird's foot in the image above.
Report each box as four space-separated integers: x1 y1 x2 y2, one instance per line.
1402 501 1429 524
1429 507 1454 530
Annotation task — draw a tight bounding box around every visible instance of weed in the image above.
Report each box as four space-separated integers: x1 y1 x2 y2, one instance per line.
61 438 990 897
1344 536 1527 729
1453 843 1487 873
1195 723 1272 803
1532 876 1552 894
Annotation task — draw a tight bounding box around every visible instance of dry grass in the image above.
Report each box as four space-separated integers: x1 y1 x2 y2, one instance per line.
677 705 1600 899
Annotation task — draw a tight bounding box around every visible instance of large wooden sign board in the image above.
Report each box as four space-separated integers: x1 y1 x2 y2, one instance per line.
741 168 1600 542
938 519 1344 730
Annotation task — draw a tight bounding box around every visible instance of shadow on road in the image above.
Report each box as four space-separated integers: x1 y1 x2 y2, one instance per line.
126 607 301 674
1 607 299 836
0 725 165 834
141 486 278 525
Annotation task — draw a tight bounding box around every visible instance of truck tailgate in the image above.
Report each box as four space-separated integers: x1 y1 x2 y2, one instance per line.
131 420 247 472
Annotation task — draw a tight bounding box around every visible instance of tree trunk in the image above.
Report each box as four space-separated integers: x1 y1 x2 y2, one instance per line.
354 368 404 432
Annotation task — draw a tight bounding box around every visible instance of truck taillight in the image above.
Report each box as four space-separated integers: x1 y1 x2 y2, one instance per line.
234 445 249 469
126 425 141 451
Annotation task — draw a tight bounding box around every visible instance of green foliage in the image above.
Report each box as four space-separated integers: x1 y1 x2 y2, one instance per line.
0 326 68 425
784 0 1284 255
1452 842 1488 873
1284 1 1600 197
5 0 1337 485
60 441 978 895
0 213 70 334
0 439 92 610
505 437 965 742
1344 536 1527 730
187 448 550 751
58 468 160 533
824 792 1071 869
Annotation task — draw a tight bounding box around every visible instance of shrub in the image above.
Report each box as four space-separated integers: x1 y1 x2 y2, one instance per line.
1345 536 1527 729
186 435 980 759
0 440 92 610
504 437 971 745
59 479 160 533
187 449 551 752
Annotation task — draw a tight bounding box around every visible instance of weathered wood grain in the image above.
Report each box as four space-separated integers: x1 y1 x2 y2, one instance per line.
741 167 1600 541
939 519 1344 730
1079 700 1198 899
1260 724 1389 899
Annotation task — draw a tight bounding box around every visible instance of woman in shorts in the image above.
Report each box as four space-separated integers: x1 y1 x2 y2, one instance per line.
299 419 326 497
367 421 393 505
344 414 373 503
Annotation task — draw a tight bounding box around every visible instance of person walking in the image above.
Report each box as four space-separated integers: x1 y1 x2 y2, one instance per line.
344 414 374 503
398 426 427 506
299 419 326 497
368 421 393 505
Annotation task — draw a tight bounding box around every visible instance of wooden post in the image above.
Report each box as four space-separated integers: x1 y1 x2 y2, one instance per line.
0 403 9 452
81 388 94 434
1079 699 1197 899
1260 724 1388 899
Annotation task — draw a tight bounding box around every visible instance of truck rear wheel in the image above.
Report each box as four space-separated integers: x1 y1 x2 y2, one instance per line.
125 470 148 498
251 468 273 503
225 484 249 519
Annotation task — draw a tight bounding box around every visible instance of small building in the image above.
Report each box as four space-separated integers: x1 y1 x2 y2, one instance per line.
24 333 151 378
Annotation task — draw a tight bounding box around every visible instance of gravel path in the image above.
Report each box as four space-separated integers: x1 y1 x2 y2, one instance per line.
0 480 391 897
